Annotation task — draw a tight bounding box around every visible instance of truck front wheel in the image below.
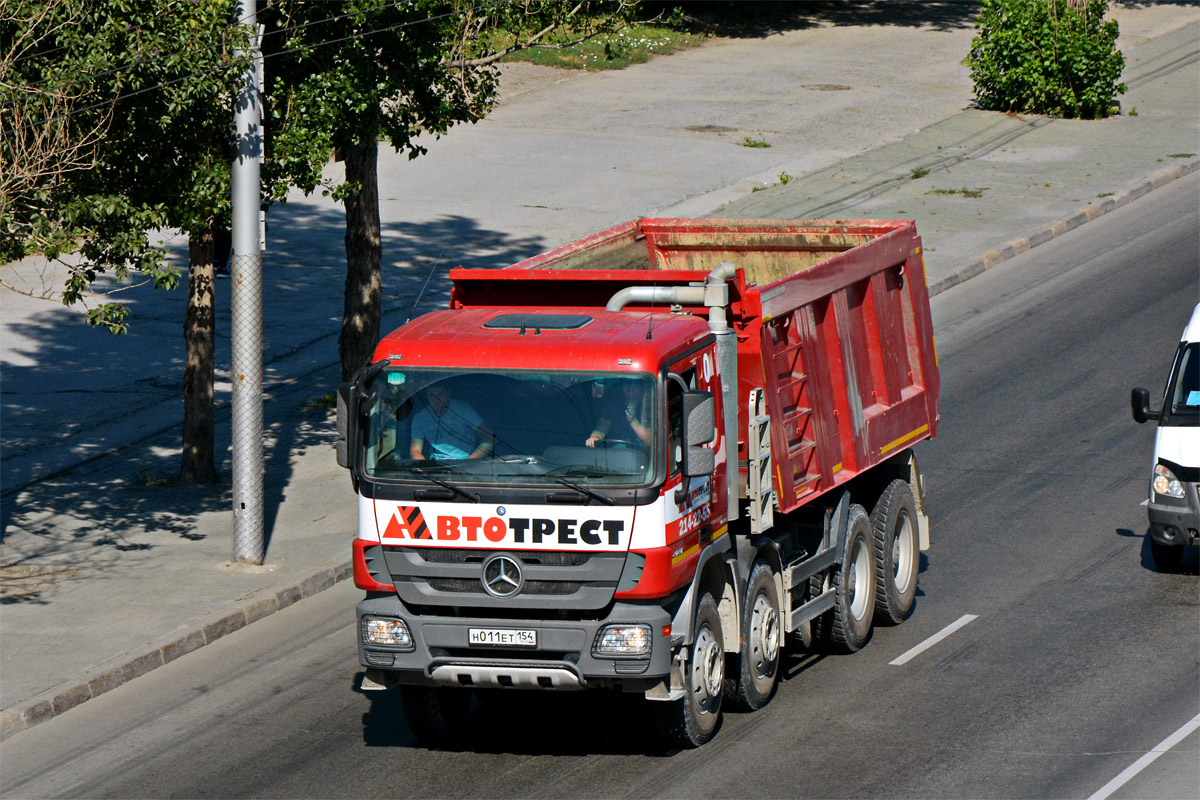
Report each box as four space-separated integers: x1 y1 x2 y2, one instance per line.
725 562 782 710
871 479 920 625
654 592 724 748
398 685 472 744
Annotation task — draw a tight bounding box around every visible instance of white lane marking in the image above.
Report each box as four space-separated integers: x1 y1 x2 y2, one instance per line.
889 614 978 666
1086 712 1200 800
1139 499 1149 507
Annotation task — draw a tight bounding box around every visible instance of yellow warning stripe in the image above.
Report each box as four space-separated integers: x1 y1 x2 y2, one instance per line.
880 424 929 455
671 524 729 565
672 542 700 565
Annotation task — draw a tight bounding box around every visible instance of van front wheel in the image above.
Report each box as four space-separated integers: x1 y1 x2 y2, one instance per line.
1150 536 1184 573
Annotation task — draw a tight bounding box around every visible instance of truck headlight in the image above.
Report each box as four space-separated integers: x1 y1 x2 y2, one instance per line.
594 624 652 656
1153 464 1185 499
362 616 413 648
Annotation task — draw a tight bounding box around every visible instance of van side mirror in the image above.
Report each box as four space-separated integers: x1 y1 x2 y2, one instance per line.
682 391 716 476
1130 387 1159 424
336 381 356 467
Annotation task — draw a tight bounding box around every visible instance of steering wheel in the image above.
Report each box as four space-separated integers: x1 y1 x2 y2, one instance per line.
598 438 641 450
497 454 543 464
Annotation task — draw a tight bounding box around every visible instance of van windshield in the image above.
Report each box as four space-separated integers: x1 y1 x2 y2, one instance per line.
1162 342 1199 426
361 368 657 484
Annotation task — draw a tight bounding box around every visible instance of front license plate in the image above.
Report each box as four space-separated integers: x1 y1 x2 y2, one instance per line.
468 628 537 647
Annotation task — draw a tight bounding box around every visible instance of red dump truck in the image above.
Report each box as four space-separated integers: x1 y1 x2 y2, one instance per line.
337 218 940 747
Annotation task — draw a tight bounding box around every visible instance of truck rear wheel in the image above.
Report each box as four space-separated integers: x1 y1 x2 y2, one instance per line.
820 504 876 653
871 479 920 625
398 685 472 744
654 592 724 748
725 562 782 710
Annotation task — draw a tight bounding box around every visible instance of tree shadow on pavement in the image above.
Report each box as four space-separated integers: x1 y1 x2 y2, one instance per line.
2 201 548 604
665 0 979 38
0 465 228 605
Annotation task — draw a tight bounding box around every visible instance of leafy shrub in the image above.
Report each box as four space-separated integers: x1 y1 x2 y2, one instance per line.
967 0 1125 119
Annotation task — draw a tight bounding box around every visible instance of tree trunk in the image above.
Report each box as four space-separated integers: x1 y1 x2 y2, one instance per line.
339 137 382 383
180 224 220 485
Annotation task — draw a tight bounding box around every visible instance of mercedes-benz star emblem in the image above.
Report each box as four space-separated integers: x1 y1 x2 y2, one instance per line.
481 554 523 598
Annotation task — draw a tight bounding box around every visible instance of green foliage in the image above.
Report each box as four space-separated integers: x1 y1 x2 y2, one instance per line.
927 187 988 198
304 391 338 410
967 0 1126 119
1 0 251 330
742 136 770 148
495 22 704 71
751 171 794 192
909 166 930 179
263 1 640 202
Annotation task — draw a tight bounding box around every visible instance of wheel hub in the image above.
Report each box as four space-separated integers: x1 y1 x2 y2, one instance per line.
751 593 780 671
692 627 723 703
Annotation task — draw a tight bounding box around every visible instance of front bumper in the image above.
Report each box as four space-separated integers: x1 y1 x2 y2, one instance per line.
1148 481 1200 547
356 594 676 691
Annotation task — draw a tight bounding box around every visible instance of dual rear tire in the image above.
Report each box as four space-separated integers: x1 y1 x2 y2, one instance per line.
816 503 877 653
872 479 920 625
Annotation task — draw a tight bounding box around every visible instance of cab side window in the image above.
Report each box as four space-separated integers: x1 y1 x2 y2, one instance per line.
666 367 698 477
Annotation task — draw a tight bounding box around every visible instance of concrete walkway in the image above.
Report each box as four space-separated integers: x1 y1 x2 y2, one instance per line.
2 7 1197 739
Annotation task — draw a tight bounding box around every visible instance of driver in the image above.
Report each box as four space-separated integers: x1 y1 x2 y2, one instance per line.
585 378 651 448
409 383 493 460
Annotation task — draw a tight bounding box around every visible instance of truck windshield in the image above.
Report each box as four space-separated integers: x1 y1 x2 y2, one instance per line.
361 368 657 484
1162 342 1199 426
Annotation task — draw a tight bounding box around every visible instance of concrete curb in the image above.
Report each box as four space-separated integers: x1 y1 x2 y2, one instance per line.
3 158 1196 744
0 559 352 741
927 159 1200 298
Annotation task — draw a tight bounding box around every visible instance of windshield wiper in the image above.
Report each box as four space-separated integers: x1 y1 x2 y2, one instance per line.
549 476 614 506
410 467 479 502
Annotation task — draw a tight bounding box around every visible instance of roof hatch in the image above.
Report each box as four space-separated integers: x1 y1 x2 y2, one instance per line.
483 313 593 331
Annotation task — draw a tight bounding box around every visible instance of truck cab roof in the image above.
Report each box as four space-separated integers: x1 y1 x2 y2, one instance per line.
372 307 713 372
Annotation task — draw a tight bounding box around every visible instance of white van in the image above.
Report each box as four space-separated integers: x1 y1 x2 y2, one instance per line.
1131 302 1200 571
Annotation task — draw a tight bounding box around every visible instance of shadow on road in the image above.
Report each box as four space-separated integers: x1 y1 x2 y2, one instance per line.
361 684 667 755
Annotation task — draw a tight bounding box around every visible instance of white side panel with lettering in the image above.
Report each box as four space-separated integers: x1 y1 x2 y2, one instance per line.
373 500 635 551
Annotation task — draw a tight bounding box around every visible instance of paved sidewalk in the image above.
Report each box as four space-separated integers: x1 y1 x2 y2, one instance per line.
2 13 1197 740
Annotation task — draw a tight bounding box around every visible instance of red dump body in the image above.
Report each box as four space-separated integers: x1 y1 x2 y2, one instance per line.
449 218 940 513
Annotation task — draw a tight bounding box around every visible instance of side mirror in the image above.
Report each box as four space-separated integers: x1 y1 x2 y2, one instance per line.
1131 387 1159 424
336 381 356 467
681 391 716 477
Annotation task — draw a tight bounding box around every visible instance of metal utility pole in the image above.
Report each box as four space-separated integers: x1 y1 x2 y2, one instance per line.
230 0 264 564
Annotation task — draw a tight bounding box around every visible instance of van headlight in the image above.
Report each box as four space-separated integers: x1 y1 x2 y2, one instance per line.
1152 463 1185 499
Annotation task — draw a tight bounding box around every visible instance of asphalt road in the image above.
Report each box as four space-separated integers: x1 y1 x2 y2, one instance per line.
2 174 1197 799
